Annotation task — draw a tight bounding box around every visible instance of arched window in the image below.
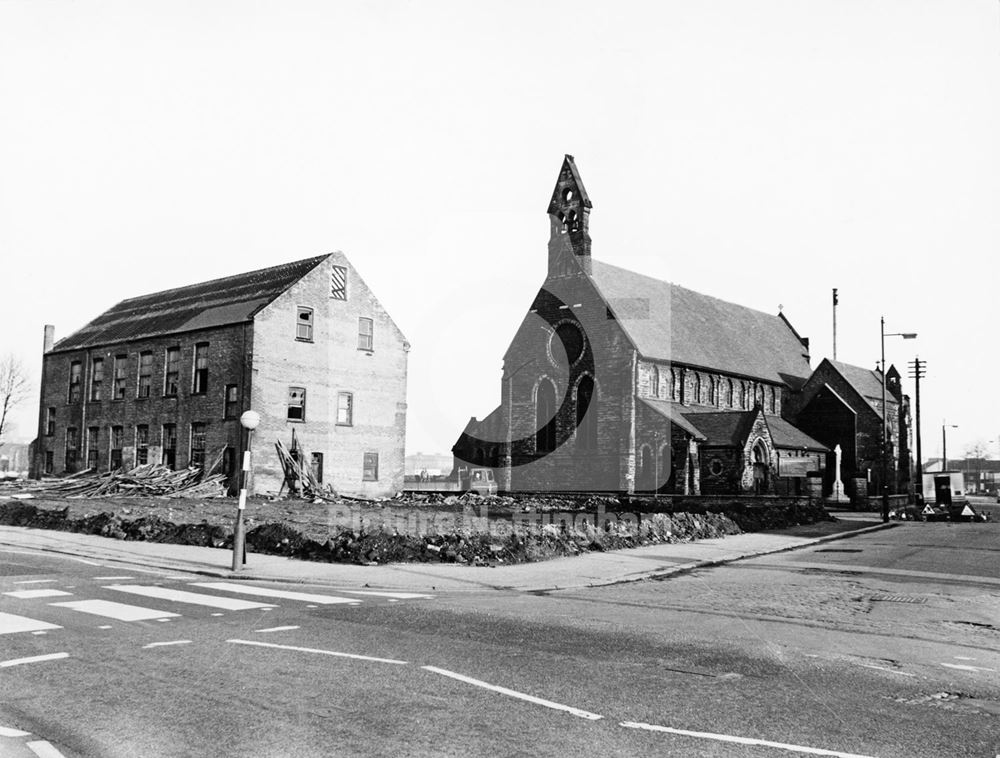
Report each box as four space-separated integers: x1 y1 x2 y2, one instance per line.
576 376 597 451
726 378 734 407
693 373 701 405
769 386 777 414
652 366 660 398
671 369 679 401
708 376 716 405
535 379 557 453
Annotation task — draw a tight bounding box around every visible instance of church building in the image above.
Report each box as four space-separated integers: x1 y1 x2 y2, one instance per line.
453 156 909 499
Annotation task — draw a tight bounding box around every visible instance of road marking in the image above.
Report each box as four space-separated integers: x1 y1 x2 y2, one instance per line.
12 579 58 584
119 566 187 579
0 612 61 635
343 590 434 599
0 726 31 737
143 640 192 649
0 652 69 668
941 663 996 673
422 666 603 721
620 722 876 757
228 639 408 665
256 625 300 633
106 584 275 611
4 589 73 599
26 740 67 758
0 549 100 566
50 600 179 622
953 656 975 661
193 582 360 605
92 576 135 581
98 625 112 629
857 664 915 677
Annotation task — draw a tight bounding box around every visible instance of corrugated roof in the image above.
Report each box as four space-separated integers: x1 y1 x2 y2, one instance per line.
51 255 328 351
588 260 812 386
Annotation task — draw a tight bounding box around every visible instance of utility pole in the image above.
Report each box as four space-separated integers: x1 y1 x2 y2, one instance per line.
832 288 838 360
908 357 925 503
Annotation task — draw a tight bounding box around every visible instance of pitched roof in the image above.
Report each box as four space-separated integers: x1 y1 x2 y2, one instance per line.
51 255 328 352
639 398 707 440
546 154 592 213
764 415 828 452
827 360 885 403
680 410 756 447
588 260 812 387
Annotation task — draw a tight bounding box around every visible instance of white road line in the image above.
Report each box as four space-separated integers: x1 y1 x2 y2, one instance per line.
422 666 603 721
620 722 876 758
343 590 434 599
12 579 58 584
256 625 300 633
118 566 187 578
193 582 360 605
228 639 408 665
50 600 179 622
92 576 135 581
953 656 976 661
4 589 73 599
0 653 69 668
0 549 102 566
941 662 996 673
106 585 275 611
0 726 31 737
857 664 915 677
26 739 67 758
143 640 192 649
0 612 61 635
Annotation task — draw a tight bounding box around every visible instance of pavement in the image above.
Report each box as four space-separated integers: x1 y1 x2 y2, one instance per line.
0 513 891 593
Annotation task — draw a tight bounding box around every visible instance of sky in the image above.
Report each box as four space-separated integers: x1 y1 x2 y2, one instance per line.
1 0 998 462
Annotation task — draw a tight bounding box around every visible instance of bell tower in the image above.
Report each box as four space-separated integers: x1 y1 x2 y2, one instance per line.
547 154 592 276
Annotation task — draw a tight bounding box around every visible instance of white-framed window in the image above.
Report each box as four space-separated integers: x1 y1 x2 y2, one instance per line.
337 392 353 426
358 317 373 351
296 306 314 341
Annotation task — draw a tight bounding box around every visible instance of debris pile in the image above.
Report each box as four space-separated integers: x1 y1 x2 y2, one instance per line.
6 463 227 499
274 438 335 500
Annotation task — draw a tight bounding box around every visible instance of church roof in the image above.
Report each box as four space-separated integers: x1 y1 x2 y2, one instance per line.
51 255 329 352
764 415 828 452
546 154 592 214
588 260 813 387
639 398 707 440
680 410 756 447
826 360 885 404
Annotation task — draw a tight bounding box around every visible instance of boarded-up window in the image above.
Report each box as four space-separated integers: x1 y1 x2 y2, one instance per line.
287 387 306 421
363 452 378 481
330 265 347 300
311 452 323 483
337 392 353 426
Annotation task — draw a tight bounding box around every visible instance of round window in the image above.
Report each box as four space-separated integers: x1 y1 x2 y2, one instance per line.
709 458 724 476
551 322 585 366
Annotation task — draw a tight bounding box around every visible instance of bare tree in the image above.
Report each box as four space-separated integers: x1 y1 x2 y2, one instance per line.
964 441 990 495
0 354 31 446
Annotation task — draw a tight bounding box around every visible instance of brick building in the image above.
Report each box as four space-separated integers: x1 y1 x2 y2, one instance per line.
454 156 909 497
32 253 408 497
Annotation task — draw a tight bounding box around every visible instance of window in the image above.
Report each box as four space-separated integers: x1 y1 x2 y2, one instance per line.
224 384 239 419
726 378 734 407
138 352 153 398
87 426 99 469
135 425 149 465
535 379 557 453
358 317 373 351
110 426 124 470
45 407 56 436
65 427 79 471
576 376 597 451
336 392 353 425
330 265 347 299
44 451 54 475
287 387 306 421
113 355 127 399
363 452 379 481
164 347 180 397
769 386 777 414
68 361 82 403
192 343 209 394
310 452 324 484
162 424 177 469
296 306 314 341
89 358 104 401
190 422 207 468
651 366 659 398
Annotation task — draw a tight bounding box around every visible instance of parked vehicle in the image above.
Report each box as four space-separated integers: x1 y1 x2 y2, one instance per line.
403 467 498 495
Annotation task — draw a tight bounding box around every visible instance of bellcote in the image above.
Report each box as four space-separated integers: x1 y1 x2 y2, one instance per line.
547 154 593 276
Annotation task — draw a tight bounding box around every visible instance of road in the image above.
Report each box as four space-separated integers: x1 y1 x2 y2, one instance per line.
0 520 998 757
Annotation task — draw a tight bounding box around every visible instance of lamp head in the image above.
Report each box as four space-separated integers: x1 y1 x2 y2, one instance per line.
240 410 261 430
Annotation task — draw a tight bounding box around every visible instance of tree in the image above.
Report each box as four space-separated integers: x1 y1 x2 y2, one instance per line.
964 441 990 494
0 354 31 447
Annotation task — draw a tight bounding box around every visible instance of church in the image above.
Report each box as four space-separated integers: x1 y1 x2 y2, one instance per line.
453 156 910 499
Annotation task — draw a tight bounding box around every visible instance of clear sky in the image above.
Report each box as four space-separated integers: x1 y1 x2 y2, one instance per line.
2 1 998 462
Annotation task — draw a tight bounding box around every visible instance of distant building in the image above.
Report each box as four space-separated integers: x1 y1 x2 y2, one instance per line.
453 156 910 498
31 253 409 497
924 458 1000 495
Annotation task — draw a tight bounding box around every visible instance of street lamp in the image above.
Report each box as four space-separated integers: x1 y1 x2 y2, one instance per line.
880 317 917 523
233 409 260 571
941 421 957 472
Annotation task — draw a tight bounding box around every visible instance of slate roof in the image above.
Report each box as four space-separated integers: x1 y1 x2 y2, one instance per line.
828 360 885 404
764 415 828 452
51 255 328 352
588 260 812 387
639 398 707 440
680 410 756 447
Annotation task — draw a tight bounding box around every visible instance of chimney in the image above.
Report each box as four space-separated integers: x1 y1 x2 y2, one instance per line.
43 325 54 353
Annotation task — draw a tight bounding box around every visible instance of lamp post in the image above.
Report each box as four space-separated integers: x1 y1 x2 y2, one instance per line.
941 421 957 472
233 410 260 571
880 317 917 523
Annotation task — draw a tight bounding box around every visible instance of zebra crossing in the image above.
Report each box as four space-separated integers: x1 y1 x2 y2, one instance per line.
0 578 433 635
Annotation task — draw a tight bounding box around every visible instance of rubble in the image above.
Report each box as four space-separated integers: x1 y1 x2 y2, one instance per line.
4 463 227 499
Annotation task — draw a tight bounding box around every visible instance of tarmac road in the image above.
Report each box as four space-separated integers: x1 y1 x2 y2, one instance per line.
1 520 998 757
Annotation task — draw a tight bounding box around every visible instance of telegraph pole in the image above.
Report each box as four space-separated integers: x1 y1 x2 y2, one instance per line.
908 358 926 503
